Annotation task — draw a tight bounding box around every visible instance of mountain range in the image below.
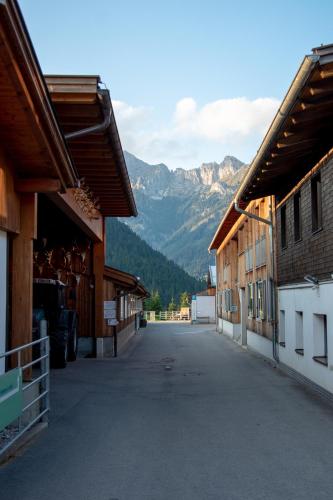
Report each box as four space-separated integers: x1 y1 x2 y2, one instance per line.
123 151 247 277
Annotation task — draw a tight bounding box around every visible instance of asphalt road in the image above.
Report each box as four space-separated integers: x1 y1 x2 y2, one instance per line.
1 322 333 500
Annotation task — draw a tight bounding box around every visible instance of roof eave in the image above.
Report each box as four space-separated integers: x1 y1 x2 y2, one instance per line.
0 0 78 189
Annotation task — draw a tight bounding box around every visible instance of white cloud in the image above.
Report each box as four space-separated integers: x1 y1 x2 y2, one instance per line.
174 96 280 141
112 96 280 169
112 100 150 131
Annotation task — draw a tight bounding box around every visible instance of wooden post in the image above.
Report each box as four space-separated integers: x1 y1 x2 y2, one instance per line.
11 193 37 378
93 220 105 344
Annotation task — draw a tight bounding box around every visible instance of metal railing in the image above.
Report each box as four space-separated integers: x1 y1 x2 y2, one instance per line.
0 336 50 457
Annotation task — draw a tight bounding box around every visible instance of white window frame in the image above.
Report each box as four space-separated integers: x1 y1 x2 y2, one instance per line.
247 282 255 318
256 280 266 320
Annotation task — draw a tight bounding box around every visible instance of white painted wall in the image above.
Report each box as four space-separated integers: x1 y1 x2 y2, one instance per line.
278 281 333 394
0 230 7 373
247 330 274 360
192 296 215 323
218 317 241 341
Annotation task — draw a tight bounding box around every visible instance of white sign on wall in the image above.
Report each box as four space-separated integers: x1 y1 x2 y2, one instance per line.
104 309 117 319
107 319 119 326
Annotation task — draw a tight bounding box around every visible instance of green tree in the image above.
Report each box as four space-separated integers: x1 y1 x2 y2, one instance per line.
168 297 177 311
150 290 162 312
144 297 152 311
179 292 190 308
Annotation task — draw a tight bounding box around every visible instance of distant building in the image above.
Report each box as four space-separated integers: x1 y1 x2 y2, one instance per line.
191 266 216 323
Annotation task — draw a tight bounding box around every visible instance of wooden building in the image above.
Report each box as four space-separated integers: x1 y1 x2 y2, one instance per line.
98 266 148 357
0 0 140 375
209 198 275 357
209 43 333 393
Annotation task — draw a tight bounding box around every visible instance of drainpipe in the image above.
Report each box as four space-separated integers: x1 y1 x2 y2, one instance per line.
234 195 279 362
65 91 111 141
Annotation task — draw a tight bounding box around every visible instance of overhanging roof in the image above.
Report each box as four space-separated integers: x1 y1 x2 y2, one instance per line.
239 44 333 202
209 199 247 251
209 44 333 252
45 75 137 217
0 0 77 188
104 266 149 298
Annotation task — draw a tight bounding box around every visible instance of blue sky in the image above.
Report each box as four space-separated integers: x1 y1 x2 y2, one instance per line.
19 0 333 169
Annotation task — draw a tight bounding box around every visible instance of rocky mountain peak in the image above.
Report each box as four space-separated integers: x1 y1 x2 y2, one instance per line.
122 150 248 278
124 151 246 197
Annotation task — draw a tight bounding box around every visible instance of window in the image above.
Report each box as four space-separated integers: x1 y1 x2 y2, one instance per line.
217 291 223 318
256 280 266 320
311 174 322 232
279 310 286 347
295 311 304 355
223 265 230 284
255 235 266 268
247 282 255 318
280 205 287 249
245 247 253 272
223 289 233 312
313 314 328 366
293 192 302 242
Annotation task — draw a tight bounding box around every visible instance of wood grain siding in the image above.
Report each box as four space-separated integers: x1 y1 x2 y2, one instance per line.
0 149 20 233
93 238 105 338
216 198 274 340
11 193 37 376
277 154 333 285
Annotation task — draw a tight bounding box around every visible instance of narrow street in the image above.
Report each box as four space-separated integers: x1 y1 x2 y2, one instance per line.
1 323 333 500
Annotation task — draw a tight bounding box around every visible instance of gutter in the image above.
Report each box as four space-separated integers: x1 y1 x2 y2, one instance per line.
65 88 137 217
236 54 319 202
65 90 111 141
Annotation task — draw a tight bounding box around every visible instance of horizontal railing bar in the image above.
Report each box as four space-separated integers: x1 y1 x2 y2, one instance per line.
0 408 49 457
22 372 48 392
22 390 48 413
22 354 48 371
0 337 48 359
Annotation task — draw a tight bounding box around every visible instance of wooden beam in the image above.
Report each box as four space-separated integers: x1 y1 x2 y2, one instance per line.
93 223 105 339
276 137 317 149
11 194 37 380
15 178 61 193
291 108 333 125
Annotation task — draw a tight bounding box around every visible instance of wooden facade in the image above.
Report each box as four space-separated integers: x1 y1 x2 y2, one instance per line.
0 0 140 370
213 198 274 343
